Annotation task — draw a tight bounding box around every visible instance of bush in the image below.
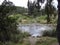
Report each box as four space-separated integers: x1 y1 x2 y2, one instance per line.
0 1 19 42
42 29 56 37
22 32 31 38
0 41 17 45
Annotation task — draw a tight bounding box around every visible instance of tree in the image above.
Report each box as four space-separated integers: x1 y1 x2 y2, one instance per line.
56 0 60 45
35 0 45 11
0 0 19 42
45 0 57 24
27 0 34 15
27 0 45 17
45 0 53 23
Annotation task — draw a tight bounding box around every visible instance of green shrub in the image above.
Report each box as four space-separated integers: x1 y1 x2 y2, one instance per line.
42 29 56 37
0 41 15 45
22 32 31 38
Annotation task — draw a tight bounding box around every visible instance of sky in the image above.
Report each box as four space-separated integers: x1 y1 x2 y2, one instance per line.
0 0 58 8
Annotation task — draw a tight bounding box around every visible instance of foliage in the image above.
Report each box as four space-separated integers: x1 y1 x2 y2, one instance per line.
44 0 57 23
15 6 28 14
10 14 57 24
0 41 16 45
42 29 56 37
0 31 31 45
27 0 42 16
0 0 20 42
27 0 57 23
22 32 31 38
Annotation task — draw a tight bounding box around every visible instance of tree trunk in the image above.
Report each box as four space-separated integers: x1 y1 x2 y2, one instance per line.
56 0 60 45
47 14 50 24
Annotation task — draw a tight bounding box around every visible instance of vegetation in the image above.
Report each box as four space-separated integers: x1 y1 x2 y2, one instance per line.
9 14 57 24
15 6 28 14
44 0 57 24
42 29 56 37
0 0 28 43
27 0 57 23
0 37 58 45
35 37 58 45
0 0 59 45
0 0 17 42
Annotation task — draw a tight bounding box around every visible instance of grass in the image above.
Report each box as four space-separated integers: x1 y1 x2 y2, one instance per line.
0 37 58 45
35 37 58 45
9 14 58 24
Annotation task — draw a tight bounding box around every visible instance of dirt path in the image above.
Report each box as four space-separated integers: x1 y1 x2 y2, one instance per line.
29 37 37 45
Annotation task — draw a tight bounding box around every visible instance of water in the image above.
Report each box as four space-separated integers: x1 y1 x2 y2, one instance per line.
18 24 55 37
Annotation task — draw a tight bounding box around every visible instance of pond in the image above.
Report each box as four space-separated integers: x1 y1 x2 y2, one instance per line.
18 23 56 37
